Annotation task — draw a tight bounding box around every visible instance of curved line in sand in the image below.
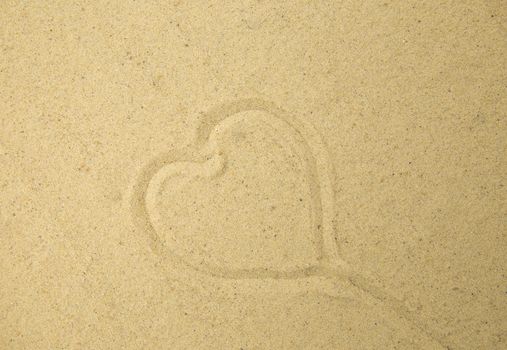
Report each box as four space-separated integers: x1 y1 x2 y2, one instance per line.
129 98 455 349
133 98 345 279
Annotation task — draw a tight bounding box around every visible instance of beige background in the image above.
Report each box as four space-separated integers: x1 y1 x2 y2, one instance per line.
1 1 506 349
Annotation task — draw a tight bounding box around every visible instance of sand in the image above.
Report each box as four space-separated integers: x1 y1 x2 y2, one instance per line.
1 1 506 349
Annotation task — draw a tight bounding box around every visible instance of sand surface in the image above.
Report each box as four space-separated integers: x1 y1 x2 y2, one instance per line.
1 1 506 349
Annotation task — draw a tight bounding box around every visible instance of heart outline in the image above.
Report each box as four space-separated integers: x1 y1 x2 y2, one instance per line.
127 98 455 349
131 98 349 279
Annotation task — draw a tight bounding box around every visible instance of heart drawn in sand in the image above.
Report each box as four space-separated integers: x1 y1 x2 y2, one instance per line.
128 99 453 349
128 101 453 348
131 99 345 279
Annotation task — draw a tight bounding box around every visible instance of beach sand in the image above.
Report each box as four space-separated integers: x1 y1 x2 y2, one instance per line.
1 1 505 349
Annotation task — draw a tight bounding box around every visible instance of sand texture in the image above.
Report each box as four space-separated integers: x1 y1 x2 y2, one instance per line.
1 1 506 349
